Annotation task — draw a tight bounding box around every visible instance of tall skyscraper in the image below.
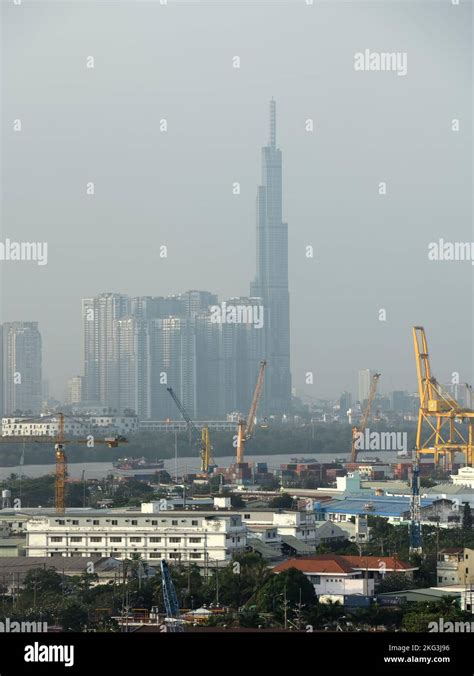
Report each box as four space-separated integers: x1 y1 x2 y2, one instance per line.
1 322 42 414
358 369 373 404
250 100 291 415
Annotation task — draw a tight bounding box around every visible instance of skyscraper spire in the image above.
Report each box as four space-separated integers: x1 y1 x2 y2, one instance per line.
251 100 291 415
269 98 276 149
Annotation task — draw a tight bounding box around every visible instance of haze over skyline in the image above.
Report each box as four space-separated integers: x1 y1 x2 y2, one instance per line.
1 0 472 403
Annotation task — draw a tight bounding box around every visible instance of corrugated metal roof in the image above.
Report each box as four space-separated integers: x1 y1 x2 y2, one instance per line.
378 588 461 601
246 539 282 560
323 496 434 517
427 484 474 495
280 535 315 554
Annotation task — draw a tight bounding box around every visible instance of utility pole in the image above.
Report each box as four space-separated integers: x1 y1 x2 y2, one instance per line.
283 584 288 630
295 588 303 630
215 561 219 606
33 574 38 609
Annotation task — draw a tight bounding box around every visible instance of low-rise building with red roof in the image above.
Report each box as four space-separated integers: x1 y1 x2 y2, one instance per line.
272 554 417 603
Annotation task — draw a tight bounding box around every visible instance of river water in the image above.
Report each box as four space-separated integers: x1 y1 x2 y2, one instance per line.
0 451 409 481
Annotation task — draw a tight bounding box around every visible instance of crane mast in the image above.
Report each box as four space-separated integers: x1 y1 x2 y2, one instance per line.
55 413 67 515
160 559 183 632
350 373 381 463
166 387 214 473
236 360 267 464
409 459 422 555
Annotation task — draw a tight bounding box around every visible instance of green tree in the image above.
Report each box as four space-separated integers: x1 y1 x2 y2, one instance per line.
23 568 63 599
256 568 316 620
402 597 467 632
462 502 472 530
230 494 245 509
377 572 414 593
58 599 88 631
304 599 345 630
269 493 294 509
239 608 264 628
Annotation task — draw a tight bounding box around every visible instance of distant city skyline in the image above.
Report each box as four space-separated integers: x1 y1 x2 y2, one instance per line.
1 1 472 402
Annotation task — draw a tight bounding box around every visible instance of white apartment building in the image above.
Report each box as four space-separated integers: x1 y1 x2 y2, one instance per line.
451 467 474 490
25 503 246 565
242 510 317 544
245 525 281 549
1 415 138 438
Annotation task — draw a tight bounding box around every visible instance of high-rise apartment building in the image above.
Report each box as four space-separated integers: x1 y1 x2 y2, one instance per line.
67 376 83 405
1 322 42 415
114 317 150 419
149 316 196 419
82 293 130 409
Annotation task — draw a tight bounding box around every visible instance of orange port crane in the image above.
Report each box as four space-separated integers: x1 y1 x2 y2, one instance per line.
350 372 381 463
413 326 474 469
236 360 267 464
0 413 127 513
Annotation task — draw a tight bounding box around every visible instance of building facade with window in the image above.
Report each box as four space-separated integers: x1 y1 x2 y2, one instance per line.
25 504 246 566
437 548 474 586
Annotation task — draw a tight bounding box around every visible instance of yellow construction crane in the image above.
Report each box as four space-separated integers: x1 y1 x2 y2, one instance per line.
0 412 127 513
413 326 474 469
350 373 381 463
236 360 267 464
166 387 215 473
200 425 214 474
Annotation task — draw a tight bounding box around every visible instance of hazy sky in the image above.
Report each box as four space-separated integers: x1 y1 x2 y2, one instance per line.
1 0 472 401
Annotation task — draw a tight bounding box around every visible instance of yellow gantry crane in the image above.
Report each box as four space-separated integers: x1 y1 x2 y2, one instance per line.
236 360 267 464
350 372 381 463
413 326 474 469
0 412 127 513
